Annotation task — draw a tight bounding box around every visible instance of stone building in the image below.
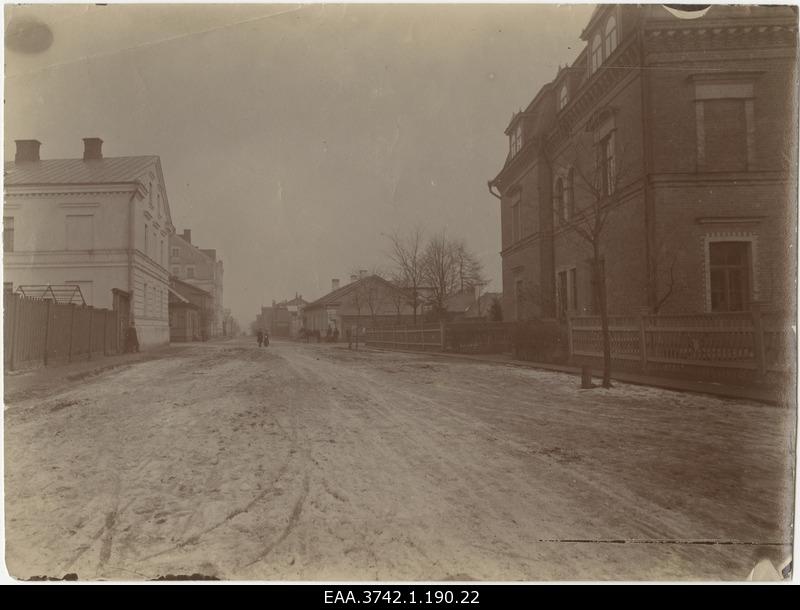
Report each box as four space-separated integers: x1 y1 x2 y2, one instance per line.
4 137 175 347
488 5 797 321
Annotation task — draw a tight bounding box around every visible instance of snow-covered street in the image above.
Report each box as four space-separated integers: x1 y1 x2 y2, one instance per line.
4 338 794 581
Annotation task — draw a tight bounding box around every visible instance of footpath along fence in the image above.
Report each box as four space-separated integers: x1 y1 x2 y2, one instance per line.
364 308 793 385
4 293 120 371
568 307 793 384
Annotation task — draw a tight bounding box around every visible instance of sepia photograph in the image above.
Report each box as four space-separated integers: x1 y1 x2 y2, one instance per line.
1 1 797 586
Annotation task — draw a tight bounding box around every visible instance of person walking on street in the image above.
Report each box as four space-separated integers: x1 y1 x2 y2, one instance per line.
256 329 263 347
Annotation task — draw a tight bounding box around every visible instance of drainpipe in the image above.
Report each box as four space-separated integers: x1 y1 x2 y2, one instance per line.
128 188 138 321
639 27 657 312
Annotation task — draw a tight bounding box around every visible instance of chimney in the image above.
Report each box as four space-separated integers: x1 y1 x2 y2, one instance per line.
15 140 41 162
331 278 340 291
350 274 358 283
82 137 103 160
182 229 192 244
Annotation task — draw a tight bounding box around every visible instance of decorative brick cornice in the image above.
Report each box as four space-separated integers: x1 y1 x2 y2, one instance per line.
644 21 797 53
551 38 641 148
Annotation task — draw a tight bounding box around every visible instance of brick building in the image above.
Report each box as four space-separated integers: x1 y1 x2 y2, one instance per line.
169 229 224 337
488 5 797 321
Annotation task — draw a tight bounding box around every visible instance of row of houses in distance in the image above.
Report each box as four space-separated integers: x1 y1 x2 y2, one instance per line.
3 137 225 348
255 272 502 339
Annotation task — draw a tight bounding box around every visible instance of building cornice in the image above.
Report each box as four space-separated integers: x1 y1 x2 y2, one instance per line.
5 183 141 198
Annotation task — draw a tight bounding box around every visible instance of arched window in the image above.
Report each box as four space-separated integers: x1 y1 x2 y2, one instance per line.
604 16 618 58
591 34 603 75
564 168 574 220
559 84 568 111
554 177 564 221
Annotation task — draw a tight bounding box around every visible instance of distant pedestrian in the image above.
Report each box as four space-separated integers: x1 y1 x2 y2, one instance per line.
256 330 263 347
264 331 270 347
346 327 352 350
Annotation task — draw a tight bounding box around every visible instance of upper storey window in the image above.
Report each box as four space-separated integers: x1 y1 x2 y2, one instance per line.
604 16 618 57
588 13 619 77
590 34 602 75
509 123 523 157
559 84 569 111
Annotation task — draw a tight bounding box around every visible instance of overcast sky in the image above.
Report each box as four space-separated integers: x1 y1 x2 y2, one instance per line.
4 3 595 324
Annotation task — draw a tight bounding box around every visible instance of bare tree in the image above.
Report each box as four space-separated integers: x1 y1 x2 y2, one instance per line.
548 137 634 388
386 227 426 324
421 231 484 320
454 240 486 292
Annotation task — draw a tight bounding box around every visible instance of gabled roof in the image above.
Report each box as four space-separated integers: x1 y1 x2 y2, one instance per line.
4 155 159 186
304 275 403 310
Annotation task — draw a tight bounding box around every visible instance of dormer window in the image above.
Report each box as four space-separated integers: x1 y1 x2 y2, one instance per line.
590 34 602 75
510 124 523 157
604 16 618 57
559 84 569 111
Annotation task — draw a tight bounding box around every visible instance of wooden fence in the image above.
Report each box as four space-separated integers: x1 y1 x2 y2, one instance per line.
364 324 445 352
4 293 120 371
364 321 511 354
568 307 793 383
363 309 793 385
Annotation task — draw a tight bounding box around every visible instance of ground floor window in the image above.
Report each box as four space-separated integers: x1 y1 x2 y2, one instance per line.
556 268 577 319
515 278 524 321
709 241 751 312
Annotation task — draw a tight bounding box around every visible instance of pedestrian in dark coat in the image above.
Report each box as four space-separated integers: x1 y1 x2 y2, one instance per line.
256 330 263 347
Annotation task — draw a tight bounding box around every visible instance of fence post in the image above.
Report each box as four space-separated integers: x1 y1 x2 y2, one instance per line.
8 294 19 372
751 301 766 379
566 315 574 361
87 307 94 361
102 309 108 356
43 299 53 366
67 303 76 362
638 307 649 372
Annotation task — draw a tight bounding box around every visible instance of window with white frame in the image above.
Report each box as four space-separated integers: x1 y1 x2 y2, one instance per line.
708 241 751 312
604 16 618 57
171 247 180 258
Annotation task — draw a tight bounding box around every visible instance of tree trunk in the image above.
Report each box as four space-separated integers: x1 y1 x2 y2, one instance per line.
594 251 613 388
